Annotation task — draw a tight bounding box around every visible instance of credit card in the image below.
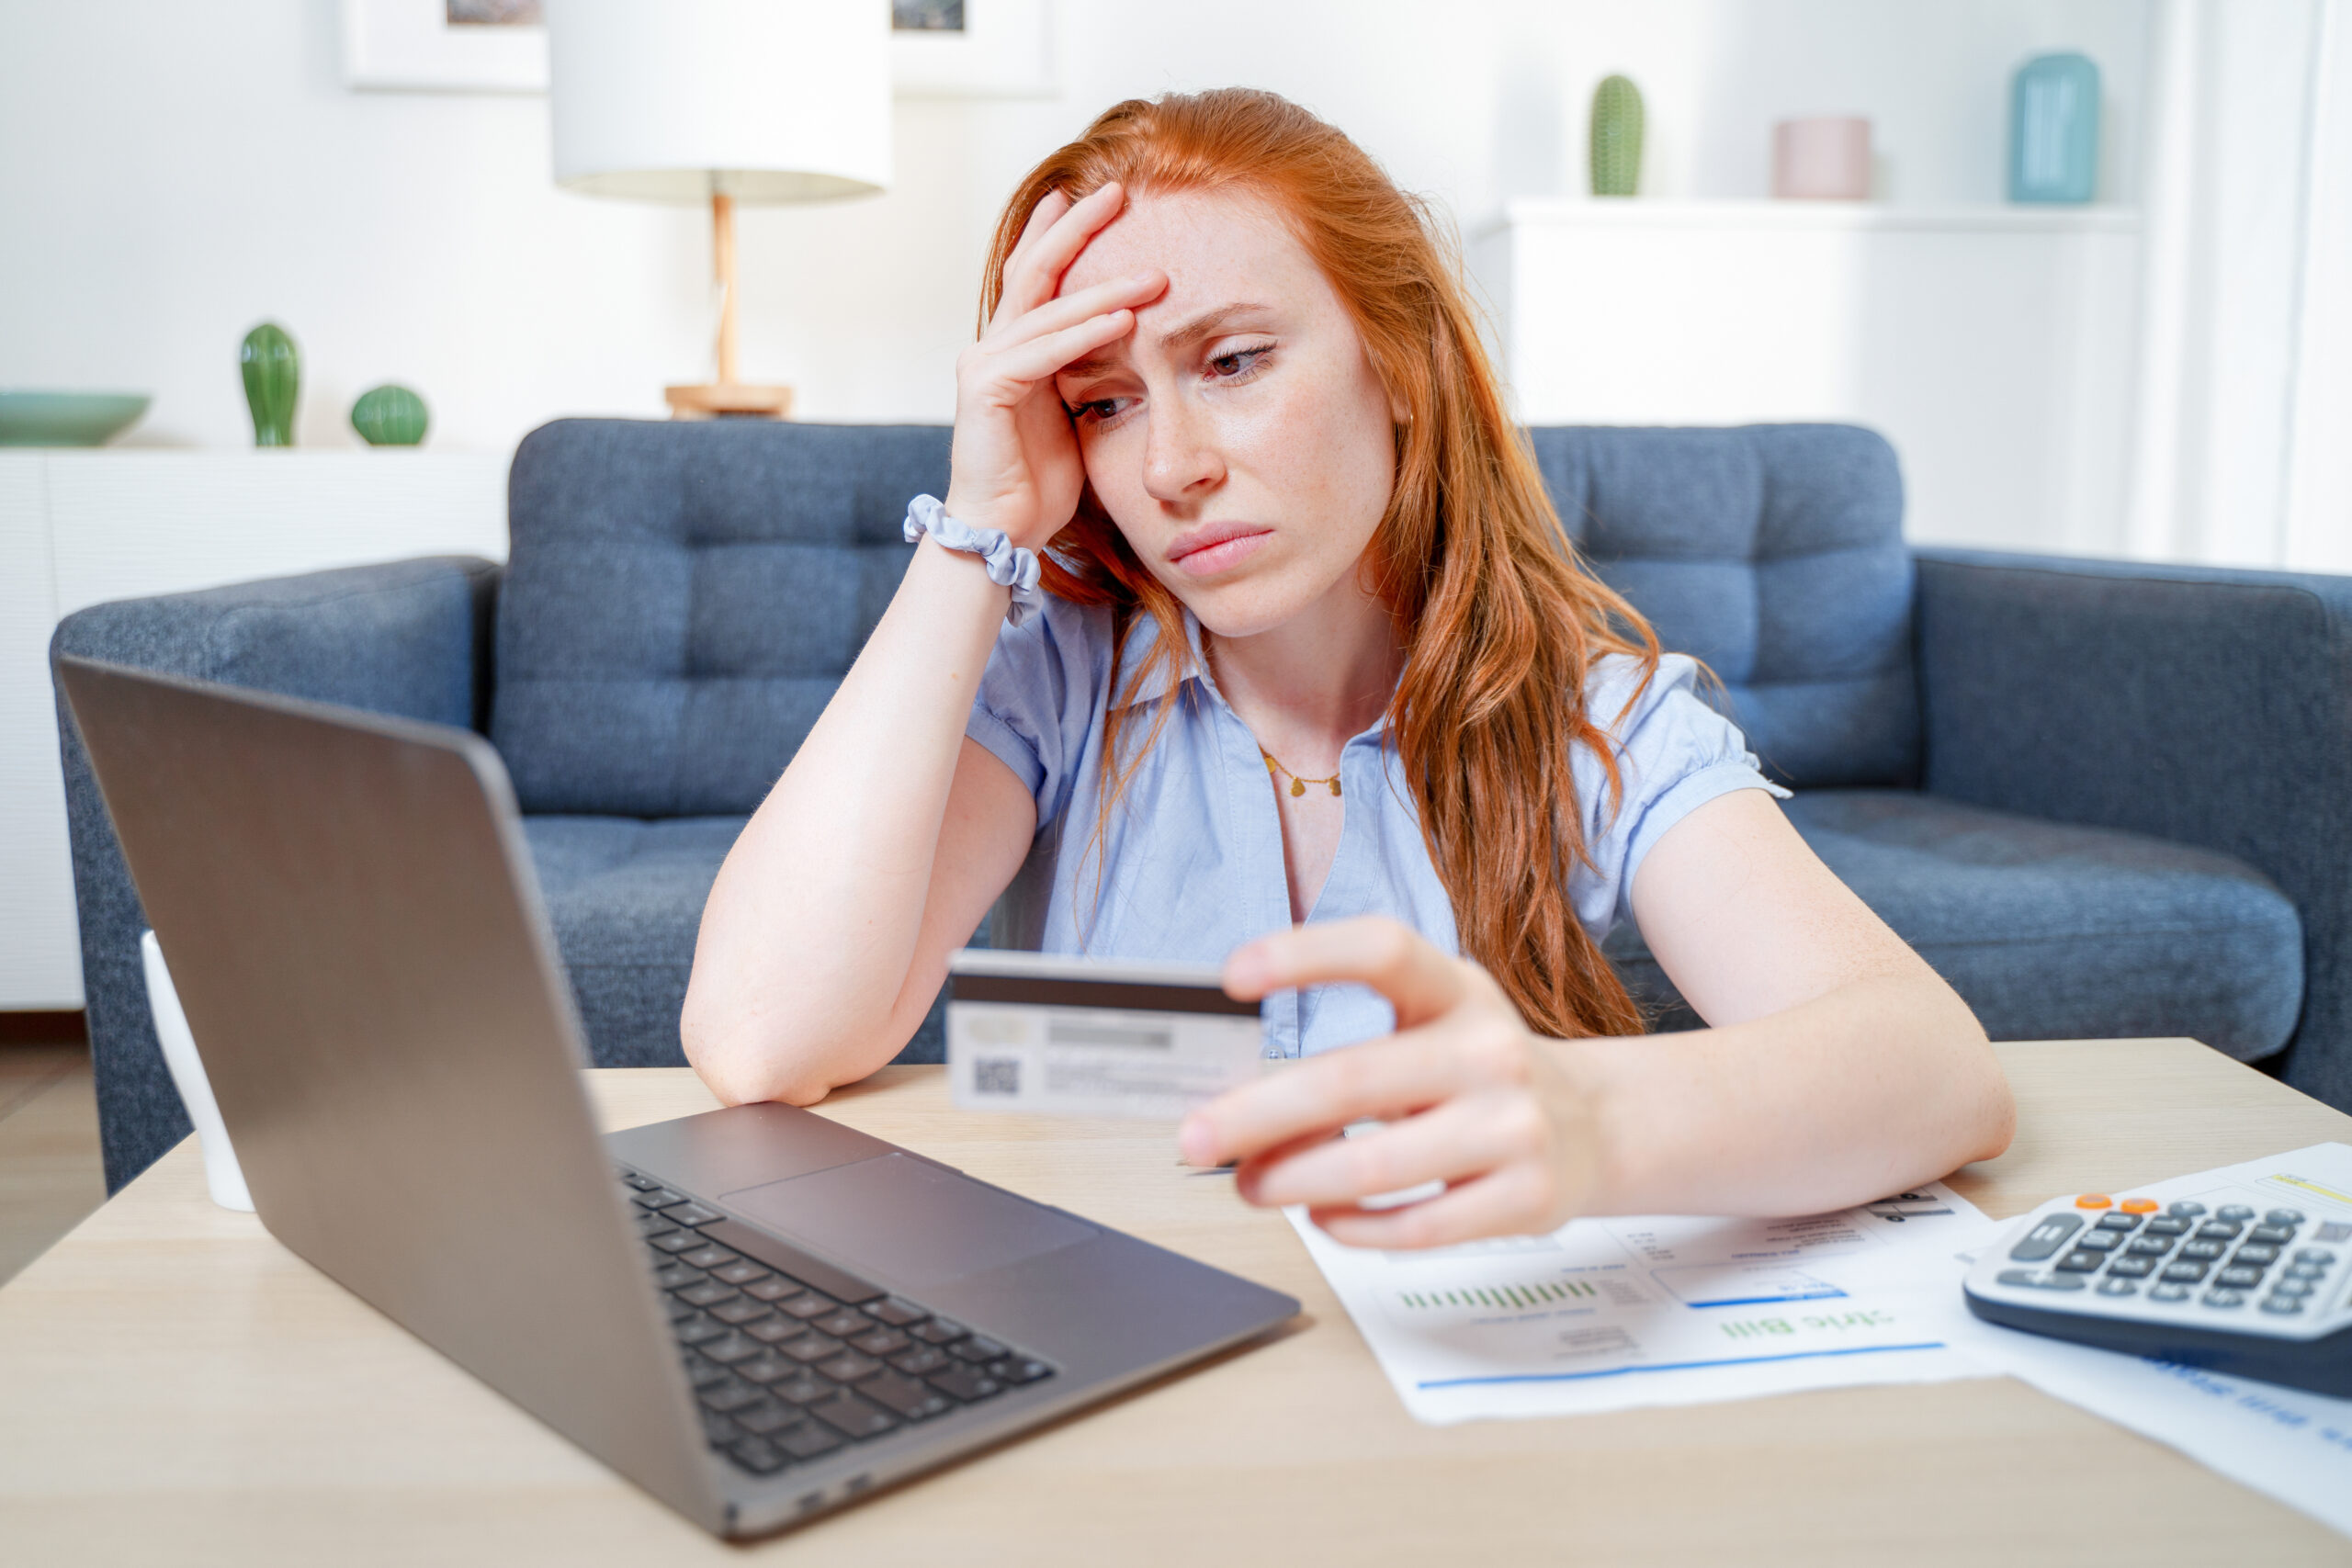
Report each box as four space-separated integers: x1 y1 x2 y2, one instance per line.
945 948 1266 1119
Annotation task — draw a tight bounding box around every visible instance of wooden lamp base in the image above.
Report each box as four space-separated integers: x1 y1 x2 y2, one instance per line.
663 383 792 420
664 194 794 421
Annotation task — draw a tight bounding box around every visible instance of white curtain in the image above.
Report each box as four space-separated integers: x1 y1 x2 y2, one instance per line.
2128 0 2352 570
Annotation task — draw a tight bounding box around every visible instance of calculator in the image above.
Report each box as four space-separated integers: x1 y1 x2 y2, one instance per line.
1962 1180 2352 1398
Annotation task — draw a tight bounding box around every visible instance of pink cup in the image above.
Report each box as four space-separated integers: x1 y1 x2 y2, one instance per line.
1773 117 1872 200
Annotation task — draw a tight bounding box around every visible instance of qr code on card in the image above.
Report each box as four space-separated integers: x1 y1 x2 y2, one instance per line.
973 1056 1022 1096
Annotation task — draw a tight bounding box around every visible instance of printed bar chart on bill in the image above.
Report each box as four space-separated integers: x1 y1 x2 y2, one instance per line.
1397 1278 1600 1313
1288 1181 1996 1425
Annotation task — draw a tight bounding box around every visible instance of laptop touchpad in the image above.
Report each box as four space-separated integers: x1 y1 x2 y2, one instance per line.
719 1154 1096 1290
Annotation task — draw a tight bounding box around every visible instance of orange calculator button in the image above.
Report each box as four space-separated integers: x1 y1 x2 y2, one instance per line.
2120 1198 2158 1213
2075 1193 2113 1209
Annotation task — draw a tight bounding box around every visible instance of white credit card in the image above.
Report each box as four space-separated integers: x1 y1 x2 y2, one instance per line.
945 948 1267 1119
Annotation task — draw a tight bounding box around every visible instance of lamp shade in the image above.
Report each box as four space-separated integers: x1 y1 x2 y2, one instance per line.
548 0 890 205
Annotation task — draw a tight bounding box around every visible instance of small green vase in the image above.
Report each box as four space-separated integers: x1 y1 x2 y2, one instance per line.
1589 74 1645 197
350 383 429 446
240 322 300 447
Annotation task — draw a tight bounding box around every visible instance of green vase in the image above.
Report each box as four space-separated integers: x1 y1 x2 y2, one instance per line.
1589 74 1645 197
240 322 300 447
350 383 429 446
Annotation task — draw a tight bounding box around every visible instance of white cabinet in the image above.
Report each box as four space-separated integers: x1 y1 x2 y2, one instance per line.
1469 200 2144 557
0 452 508 1009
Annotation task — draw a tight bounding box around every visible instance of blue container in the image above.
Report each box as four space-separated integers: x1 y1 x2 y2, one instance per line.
2009 52 2101 204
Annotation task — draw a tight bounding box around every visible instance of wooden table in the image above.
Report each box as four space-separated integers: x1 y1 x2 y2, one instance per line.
4 1041 2349 1565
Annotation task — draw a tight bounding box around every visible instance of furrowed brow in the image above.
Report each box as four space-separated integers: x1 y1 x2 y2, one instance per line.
1058 351 1119 383
1154 301 1274 353
1056 301 1275 388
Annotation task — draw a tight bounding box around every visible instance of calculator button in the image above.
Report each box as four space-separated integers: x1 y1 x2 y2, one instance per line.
1997 1269 2087 1292
2095 1213 2141 1232
2292 1248 2337 1265
2119 1198 2160 1214
2142 1218 2188 1238
2232 1244 2280 1267
2179 1240 2227 1262
2216 1266 2265 1290
2127 1236 2174 1257
2248 1225 2294 1246
2095 1278 2139 1297
2202 1289 2247 1308
2272 1278 2316 1298
2148 1282 2192 1302
2263 1209 2305 1227
2054 1251 2105 1273
2008 1213 2085 1262
2075 1194 2113 1210
2161 1261 2211 1283
2283 1264 2324 1284
2167 1201 2207 1219
2259 1296 2305 1315
2194 1222 2242 1241
2073 1231 2122 1252
2106 1256 2155 1278
2216 1205 2256 1223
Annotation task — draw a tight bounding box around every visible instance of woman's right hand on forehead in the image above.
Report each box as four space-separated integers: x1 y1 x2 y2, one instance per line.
944 182 1164 551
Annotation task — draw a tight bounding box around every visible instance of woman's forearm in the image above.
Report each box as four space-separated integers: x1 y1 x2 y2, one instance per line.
682 539 1012 1102
1566 971 2014 1218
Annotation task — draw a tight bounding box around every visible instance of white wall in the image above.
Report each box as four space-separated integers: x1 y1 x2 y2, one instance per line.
1 0 2153 457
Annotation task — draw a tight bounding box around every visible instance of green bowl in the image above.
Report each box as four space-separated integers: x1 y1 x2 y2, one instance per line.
0 391 153 447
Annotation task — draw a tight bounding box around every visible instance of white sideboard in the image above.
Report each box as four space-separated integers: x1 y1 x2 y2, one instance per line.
0 452 509 1009
1468 200 2145 558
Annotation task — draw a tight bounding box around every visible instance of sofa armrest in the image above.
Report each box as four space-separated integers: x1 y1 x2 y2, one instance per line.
51 557 501 1192
1916 547 2352 1104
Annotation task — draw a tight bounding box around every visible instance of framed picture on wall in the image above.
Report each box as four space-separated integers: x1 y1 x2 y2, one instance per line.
891 0 1055 98
341 0 1056 98
342 0 549 95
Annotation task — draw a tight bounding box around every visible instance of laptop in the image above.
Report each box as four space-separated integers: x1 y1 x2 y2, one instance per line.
56 655 1299 1539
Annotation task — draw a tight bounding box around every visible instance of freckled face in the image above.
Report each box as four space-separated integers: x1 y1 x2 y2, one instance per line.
1052 189 1398 638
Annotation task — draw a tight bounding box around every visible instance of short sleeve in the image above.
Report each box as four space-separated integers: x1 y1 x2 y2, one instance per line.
965 594 1113 831
1571 653 1791 935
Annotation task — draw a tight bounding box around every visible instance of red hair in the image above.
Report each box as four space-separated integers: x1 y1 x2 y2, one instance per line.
981 89 1660 1039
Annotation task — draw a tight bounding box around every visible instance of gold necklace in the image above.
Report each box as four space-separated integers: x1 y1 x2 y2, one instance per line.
1260 746 1341 798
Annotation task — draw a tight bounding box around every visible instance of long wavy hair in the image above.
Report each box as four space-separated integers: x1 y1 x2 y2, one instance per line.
981 88 1660 1039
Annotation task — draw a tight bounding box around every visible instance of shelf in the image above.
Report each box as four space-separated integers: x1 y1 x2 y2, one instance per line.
1478 199 2141 241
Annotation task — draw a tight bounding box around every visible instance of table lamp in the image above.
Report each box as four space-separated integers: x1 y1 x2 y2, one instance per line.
548 0 890 419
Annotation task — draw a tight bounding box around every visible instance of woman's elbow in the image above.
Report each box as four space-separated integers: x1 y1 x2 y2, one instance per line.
680 987 828 1108
1942 998 2016 1167
680 981 907 1108
682 1022 834 1108
1967 1048 2018 1166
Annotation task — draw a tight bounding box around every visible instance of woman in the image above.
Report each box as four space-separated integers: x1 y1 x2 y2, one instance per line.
684 89 2013 1248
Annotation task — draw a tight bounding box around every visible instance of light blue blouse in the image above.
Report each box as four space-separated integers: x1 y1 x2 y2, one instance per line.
965 595 1787 1057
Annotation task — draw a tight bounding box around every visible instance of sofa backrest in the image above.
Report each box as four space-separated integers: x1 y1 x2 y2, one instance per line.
494 419 949 816
492 418 1915 817
1529 424 1917 789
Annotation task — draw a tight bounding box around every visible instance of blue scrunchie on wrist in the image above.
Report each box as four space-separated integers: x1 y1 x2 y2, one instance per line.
903 494 1045 628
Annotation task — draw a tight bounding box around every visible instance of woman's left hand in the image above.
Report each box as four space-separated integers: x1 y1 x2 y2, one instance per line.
1178 917 1613 1248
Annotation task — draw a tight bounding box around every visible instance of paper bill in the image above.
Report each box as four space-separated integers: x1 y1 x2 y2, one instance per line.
1290 1181 1996 1425
945 948 1266 1119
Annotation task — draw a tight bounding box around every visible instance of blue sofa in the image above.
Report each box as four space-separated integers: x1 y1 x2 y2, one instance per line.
53 419 2348 1193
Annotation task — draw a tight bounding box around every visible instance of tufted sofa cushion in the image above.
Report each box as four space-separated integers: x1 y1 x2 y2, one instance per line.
493 419 953 817
1530 424 1917 789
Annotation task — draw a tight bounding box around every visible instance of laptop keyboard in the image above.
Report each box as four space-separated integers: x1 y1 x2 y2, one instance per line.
616 1168 1057 1478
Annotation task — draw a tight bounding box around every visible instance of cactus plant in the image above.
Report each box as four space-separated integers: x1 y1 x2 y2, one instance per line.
239 321 300 447
350 383 429 446
1589 74 1645 197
